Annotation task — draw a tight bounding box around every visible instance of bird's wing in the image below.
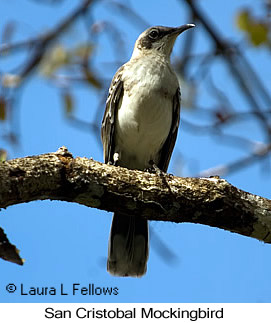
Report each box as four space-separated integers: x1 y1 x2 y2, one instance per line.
101 66 124 163
157 87 181 172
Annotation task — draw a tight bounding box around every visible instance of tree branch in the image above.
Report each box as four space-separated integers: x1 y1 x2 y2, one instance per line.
1 146 271 264
182 0 271 140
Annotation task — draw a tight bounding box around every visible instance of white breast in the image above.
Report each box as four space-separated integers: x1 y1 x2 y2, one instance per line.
114 56 179 170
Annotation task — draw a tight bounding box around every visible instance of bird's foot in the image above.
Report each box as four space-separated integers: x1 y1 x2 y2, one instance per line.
144 161 164 175
146 161 175 196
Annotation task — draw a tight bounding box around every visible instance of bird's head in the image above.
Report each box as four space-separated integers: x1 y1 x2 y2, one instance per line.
132 24 195 60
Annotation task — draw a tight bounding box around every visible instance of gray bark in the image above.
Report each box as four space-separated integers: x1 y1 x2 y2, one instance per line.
1 146 271 265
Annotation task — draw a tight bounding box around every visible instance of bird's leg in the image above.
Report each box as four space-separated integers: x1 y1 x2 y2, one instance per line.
146 160 175 196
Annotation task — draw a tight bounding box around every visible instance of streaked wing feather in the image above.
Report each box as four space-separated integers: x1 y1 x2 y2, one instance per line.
101 66 124 163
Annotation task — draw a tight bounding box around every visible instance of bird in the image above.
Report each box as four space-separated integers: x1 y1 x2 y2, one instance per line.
101 24 195 277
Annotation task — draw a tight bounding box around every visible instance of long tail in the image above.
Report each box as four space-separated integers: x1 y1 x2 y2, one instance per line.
107 213 149 277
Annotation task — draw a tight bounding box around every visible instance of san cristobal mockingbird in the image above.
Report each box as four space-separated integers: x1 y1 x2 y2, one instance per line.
101 24 195 277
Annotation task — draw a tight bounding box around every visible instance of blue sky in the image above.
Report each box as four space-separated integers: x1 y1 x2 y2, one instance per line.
0 0 270 303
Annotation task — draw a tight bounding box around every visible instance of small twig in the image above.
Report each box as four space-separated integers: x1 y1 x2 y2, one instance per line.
199 143 271 177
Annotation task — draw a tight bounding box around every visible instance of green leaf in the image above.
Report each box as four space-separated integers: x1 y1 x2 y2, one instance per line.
236 10 269 47
40 45 69 76
62 92 74 117
236 10 250 31
73 44 93 59
249 23 269 46
0 97 6 121
0 149 7 162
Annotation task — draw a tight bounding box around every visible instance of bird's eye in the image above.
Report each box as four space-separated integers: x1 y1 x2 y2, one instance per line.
149 29 159 40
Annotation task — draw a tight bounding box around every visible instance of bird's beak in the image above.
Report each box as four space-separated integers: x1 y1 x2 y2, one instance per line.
170 24 195 36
